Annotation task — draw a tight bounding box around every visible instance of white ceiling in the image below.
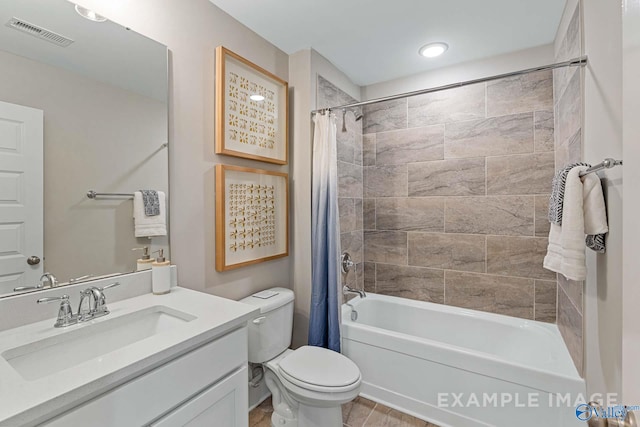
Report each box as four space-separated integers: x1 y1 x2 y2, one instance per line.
0 0 167 101
209 0 567 86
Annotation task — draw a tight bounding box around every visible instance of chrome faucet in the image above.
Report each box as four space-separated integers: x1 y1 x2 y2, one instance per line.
13 272 58 292
78 282 120 321
38 282 120 328
343 285 366 299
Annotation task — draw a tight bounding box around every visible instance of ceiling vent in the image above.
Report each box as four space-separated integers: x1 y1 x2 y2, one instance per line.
5 17 74 47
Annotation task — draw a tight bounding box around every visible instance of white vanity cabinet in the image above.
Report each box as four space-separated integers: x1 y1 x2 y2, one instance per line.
41 327 249 427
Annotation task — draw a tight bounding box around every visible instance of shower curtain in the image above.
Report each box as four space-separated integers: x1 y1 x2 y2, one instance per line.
309 112 341 352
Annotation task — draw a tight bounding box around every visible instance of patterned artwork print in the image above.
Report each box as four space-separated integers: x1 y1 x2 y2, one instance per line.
226 70 277 151
227 182 276 252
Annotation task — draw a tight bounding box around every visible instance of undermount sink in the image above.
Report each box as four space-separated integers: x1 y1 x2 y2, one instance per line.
1 306 196 381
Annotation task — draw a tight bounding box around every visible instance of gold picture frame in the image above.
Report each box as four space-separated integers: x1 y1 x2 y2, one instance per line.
215 164 289 271
215 46 289 165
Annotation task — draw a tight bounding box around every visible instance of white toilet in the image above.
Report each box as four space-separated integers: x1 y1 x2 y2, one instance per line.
241 287 361 427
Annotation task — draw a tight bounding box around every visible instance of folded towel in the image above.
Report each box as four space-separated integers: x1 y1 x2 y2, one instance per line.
582 173 608 253
543 166 609 280
134 191 167 237
140 190 160 216
548 162 590 225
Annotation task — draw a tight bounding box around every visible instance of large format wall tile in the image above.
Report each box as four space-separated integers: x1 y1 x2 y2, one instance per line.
364 165 407 197
341 231 363 264
486 236 555 280
376 126 444 165
408 158 486 196
375 198 444 232
339 198 356 233
445 271 534 319
556 69 581 145
486 152 555 195
556 128 582 170
363 99 407 133
408 83 485 127
445 113 534 158
408 233 485 273
336 116 357 164
338 161 363 198
557 286 583 375
363 134 376 166
558 274 583 315
364 262 376 293
486 70 553 117
364 231 407 264
445 196 534 236
375 263 444 303
317 75 339 109
535 196 551 237
534 110 555 152
353 59 559 325
363 198 376 230
535 280 557 323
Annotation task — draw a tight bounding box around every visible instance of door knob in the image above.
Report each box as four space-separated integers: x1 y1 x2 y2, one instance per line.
27 256 41 265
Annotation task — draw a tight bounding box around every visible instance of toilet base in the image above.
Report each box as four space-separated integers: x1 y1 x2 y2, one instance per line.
271 403 342 427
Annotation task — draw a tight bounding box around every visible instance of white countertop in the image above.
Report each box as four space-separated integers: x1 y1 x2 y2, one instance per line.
0 287 259 426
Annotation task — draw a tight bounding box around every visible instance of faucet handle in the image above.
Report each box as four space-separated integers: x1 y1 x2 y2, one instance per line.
37 295 69 304
37 295 76 328
99 282 120 292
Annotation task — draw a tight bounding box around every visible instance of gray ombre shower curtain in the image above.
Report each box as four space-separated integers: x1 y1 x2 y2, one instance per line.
309 112 341 352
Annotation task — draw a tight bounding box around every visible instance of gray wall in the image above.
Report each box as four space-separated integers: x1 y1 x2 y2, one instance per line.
75 0 291 301
0 49 168 283
357 73 557 322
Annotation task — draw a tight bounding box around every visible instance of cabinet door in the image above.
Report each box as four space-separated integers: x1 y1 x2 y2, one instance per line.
151 366 248 427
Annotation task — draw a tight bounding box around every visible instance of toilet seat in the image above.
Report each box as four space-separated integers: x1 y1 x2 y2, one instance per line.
277 346 361 393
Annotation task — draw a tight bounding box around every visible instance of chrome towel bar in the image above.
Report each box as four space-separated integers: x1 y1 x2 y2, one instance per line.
579 158 623 177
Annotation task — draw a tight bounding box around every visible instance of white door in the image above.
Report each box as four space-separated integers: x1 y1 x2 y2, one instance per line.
0 101 43 295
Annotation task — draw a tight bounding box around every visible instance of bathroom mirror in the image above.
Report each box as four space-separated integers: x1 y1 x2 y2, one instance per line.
0 0 169 297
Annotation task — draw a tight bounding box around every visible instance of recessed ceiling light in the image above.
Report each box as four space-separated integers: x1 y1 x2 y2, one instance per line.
74 5 107 22
419 42 448 58
250 94 265 101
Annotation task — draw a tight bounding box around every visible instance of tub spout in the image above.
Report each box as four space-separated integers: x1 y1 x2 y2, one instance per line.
343 285 366 298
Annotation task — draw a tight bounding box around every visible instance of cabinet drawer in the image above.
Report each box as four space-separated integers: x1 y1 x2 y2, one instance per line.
151 366 247 427
43 327 248 427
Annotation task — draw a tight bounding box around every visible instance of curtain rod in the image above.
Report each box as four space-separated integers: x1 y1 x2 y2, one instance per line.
311 56 588 115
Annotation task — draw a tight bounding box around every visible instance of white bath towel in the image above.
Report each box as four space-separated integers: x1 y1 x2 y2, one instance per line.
543 166 608 281
134 191 167 237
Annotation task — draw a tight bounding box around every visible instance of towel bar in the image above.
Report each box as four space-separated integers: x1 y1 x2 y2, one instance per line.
579 158 622 177
87 190 134 199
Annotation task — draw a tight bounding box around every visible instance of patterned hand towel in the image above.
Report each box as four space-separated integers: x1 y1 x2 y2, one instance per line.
547 163 607 253
548 162 590 225
544 166 609 280
133 191 167 237
140 190 160 216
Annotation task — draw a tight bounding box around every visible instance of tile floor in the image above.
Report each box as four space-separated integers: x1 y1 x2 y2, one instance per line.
249 396 440 427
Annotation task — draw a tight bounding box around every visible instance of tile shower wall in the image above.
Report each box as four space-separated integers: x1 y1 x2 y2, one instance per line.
554 1 584 376
316 76 365 291
360 72 557 322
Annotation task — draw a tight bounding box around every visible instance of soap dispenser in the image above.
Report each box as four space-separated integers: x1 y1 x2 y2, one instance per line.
151 249 171 295
132 246 154 271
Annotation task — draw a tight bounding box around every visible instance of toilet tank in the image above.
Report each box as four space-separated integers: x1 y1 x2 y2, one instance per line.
239 287 294 363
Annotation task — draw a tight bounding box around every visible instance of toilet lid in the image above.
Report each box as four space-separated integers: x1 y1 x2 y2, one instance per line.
278 346 360 388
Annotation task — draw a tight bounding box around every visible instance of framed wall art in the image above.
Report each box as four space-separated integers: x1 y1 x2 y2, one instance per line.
215 164 289 272
215 46 289 165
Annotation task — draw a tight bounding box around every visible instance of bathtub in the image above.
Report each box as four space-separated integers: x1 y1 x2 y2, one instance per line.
341 293 586 427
